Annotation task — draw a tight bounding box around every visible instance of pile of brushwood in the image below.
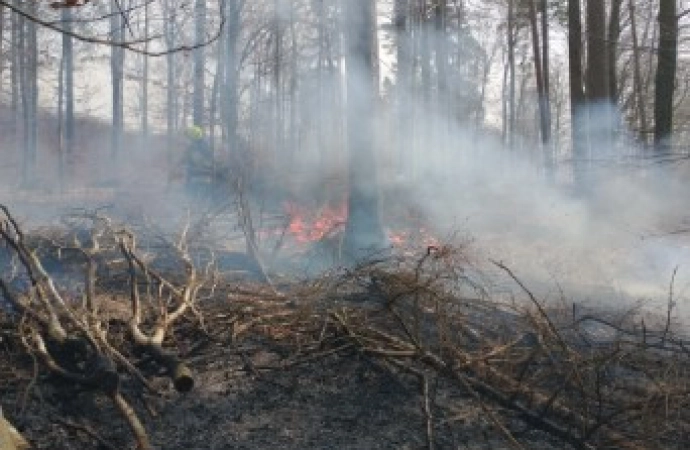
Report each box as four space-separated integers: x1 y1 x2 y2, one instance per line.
1 204 690 449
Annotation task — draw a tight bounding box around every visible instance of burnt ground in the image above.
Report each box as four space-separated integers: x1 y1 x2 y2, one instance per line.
0 304 562 450
3 280 690 450
1 204 690 450
0 277 555 450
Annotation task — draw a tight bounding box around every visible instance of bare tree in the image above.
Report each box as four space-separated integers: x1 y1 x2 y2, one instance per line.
342 0 387 259
628 0 648 142
110 0 125 160
654 0 677 149
193 0 206 127
569 0 586 188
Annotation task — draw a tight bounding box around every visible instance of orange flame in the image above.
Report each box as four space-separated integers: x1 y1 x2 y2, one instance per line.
284 202 347 243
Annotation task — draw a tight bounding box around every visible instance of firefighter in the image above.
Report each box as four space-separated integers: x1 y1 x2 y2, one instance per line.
184 125 213 199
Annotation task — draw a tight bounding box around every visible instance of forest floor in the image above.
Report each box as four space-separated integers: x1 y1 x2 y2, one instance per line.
2 241 690 449
1 193 690 450
0 290 585 450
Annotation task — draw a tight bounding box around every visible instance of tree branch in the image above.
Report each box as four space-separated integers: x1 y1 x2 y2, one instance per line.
0 0 225 56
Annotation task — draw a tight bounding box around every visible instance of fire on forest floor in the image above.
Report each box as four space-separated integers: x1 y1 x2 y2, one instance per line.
2 209 690 450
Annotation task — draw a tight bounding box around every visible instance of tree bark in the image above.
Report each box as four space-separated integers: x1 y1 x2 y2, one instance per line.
140 0 150 141
585 0 609 102
653 0 677 149
607 0 623 104
193 0 206 127
393 0 411 172
526 0 546 139
342 0 387 260
223 0 240 155
568 0 586 189
62 8 75 160
507 0 516 149
110 0 125 160
10 0 18 133
163 0 177 175
585 0 611 166
540 0 553 180
628 0 648 142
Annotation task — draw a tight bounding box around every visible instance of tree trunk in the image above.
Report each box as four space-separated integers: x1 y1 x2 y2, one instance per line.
342 0 387 260
10 0 18 133
58 52 65 190
628 0 648 142
193 0 206 127
585 0 610 165
393 0 411 172
653 0 677 149
19 2 38 186
62 8 75 161
507 0 516 149
141 0 150 141
0 5 4 98
18 9 27 184
568 0 586 188
27 1 37 170
272 0 284 163
585 0 609 102
223 0 240 155
110 0 125 160
607 0 623 104
209 33 224 154
163 0 177 175
526 0 547 140
540 0 553 180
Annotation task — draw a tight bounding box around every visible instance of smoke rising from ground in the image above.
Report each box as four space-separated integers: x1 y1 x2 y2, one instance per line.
1 5 689 322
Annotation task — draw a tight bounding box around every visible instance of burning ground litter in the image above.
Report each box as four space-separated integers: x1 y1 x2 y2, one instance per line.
2 205 690 449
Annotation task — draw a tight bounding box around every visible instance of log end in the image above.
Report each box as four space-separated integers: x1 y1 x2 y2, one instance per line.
172 364 194 393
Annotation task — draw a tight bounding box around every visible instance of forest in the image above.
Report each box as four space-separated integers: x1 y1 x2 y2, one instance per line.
2 0 690 449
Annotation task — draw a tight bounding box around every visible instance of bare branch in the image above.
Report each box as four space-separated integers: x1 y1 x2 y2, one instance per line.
0 0 225 57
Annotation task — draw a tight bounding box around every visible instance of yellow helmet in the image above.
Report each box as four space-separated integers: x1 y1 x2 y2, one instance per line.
186 125 204 140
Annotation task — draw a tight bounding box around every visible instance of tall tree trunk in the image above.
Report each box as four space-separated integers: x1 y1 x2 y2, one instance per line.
209 34 224 154
27 1 37 169
526 0 548 143
60 7 74 188
193 0 206 127
19 11 28 185
62 8 75 160
110 0 125 160
58 54 65 190
628 0 648 142
163 0 177 175
585 0 610 165
585 0 609 102
568 0 586 188
0 5 4 98
223 0 240 155
653 0 677 149
315 0 327 169
507 0 516 149
141 0 150 141
18 1 37 186
18 9 27 184
10 0 18 134
540 0 553 179
434 0 449 158
393 0 410 172
272 0 284 162
607 0 623 104
288 2 298 167
342 0 387 259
